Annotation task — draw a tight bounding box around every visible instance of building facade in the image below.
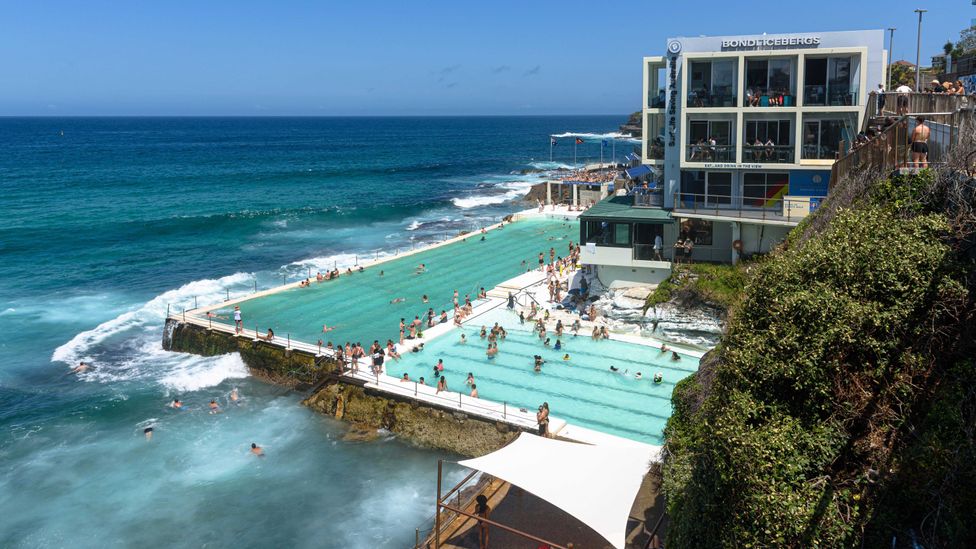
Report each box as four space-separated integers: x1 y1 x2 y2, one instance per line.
582 30 886 286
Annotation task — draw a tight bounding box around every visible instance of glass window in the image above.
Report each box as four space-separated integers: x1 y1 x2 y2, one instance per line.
802 115 858 159
679 218 713 246
827 57 851 105
681 171 706 206
746 59 768 92
688 119 735 162
688 60 737 107
707 172 732 205
613 223 631 246
769 59 792 93
744 120 793 163
743 172 789 207
803 58 828 106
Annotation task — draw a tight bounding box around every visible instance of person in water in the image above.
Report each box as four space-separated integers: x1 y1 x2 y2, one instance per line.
170 398 183 409
563 353 570 361
400 373 410 382
209 399 220 414
671 351 681 361
470 384 479 398
251 443 264 457
460 333 467 344
390 297 405 304
144 427 154 441
322 324 338 333
71 361 89 374
466 372 475 386
418 376 426 386
635 372 643 380
653 372 663 383
230 387 239 402
554 339 562 350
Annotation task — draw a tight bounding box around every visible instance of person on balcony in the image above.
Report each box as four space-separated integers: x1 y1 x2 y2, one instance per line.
764 138 776 161
752 138 764 162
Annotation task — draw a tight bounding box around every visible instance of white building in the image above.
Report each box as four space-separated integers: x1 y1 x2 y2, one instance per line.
581 29 886 286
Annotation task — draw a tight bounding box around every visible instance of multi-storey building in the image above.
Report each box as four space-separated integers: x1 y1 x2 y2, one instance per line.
581 30 885 286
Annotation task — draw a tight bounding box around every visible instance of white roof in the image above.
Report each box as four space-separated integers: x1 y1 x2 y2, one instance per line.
458 433 657 548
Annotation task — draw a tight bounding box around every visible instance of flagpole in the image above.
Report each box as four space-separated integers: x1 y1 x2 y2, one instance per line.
574 139 577 168
600 141 604 167
550 137 553 163
612 138 616 165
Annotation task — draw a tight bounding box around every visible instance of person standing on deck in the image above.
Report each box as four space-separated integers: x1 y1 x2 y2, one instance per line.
233 306 242 334
475 494 490 549
910 117 930 168
536 402 550 437
653 234 663 261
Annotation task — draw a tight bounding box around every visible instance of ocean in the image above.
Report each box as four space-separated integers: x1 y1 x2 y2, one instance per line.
0 116 632 548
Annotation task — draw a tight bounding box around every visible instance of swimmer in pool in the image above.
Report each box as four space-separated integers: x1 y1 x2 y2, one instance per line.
144 427 154 441
635 372 643 380
390 297 405 304
379 270 384 277
322 324 338 333
554 339 562 350
422 295 429 303
671 351 681 361
209 399 220 414
415 263 426 274
460 333 467 344
660 344 670 353
653 372 663 383
610 366 619 372
251 443 264 457
563 354 570 361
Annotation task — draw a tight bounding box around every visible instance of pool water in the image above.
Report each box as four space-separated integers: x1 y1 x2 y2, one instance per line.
210 216 576 345
388 308 700 445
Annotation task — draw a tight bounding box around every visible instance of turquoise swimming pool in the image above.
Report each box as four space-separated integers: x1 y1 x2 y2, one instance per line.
388 308 699 445
210 216 576 346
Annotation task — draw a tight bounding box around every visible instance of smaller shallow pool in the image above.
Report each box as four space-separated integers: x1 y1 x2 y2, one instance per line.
389 308 699 445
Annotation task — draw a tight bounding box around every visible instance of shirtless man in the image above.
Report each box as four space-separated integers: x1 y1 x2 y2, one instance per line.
250 443 264 457
322 324 338 333
390 297 405 304
209 399 220 414
910 117 930 168
230 388 239 402
70 361 89 374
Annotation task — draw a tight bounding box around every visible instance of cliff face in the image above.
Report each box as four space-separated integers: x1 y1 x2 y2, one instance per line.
303 381 521 457
662 163 976 547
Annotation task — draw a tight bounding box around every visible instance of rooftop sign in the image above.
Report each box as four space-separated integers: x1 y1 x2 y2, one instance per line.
721 36 821 51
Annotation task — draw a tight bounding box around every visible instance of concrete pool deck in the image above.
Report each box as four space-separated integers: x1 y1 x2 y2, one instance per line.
168 205 694 456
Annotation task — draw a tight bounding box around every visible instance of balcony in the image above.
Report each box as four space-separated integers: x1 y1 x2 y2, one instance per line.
672 192 825 225
687 144 736 163
742 144 795 163
687 91 737 108
744 90 797 108
803 86 858 106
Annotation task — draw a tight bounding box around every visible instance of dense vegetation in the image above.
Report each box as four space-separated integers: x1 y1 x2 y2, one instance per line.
662 168 976 547
645 262 748 313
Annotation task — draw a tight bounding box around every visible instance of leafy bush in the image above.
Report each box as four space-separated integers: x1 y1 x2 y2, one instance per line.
662 194 974 547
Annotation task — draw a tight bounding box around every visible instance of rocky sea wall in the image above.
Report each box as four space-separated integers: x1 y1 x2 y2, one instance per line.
163 319 525 456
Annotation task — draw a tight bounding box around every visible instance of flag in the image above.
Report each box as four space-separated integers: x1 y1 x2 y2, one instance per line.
601 139 608 147
575 137 584 145
550 137 557 146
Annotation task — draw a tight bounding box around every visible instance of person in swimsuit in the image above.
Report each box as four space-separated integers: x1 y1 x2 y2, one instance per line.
209 399 220 414
475 494 491 549
144 427 154 441
71 361 89 374
251 443 264 457
233 306 242 334
911 117 930 168
536 403 550 437
170 399 183 409
230 388 239 402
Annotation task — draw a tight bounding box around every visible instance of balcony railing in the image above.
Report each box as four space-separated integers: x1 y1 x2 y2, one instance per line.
632 192 664 208
687 92 737 108
743 144 795 163
803 86 858 106
743 91 797 107
687 144 736 162
672 192 826 224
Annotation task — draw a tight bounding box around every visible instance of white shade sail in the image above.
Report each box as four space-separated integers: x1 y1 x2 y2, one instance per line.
457 433 658 549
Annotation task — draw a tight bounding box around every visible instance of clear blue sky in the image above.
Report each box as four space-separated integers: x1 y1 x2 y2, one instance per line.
1 0 969 115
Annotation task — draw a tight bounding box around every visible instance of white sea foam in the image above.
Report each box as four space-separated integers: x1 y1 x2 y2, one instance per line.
52 272 253 366
527 161 574 171
287 251 380 272
157 352 249 392
451 179 537 209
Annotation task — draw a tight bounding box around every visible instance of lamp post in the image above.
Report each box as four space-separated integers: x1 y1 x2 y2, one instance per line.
914 9 927 92
886 27 896 90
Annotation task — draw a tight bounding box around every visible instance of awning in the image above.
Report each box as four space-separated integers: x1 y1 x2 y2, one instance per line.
625 165 652 178
457 433 657 548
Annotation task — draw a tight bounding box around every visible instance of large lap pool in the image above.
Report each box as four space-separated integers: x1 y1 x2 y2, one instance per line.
388 308 699 445
208 216 576 345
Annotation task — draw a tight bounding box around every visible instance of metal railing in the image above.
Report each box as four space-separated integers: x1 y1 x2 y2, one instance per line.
687 92 737 108
803 86 858 106
633 192 664 208
742 144 794 163
672 192 825 224
742 90 797 107
687 144 736 162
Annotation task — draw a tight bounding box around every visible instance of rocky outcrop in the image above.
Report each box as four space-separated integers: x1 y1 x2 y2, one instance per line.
303 379 522 457
163 319 337 388
620 111 642 138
